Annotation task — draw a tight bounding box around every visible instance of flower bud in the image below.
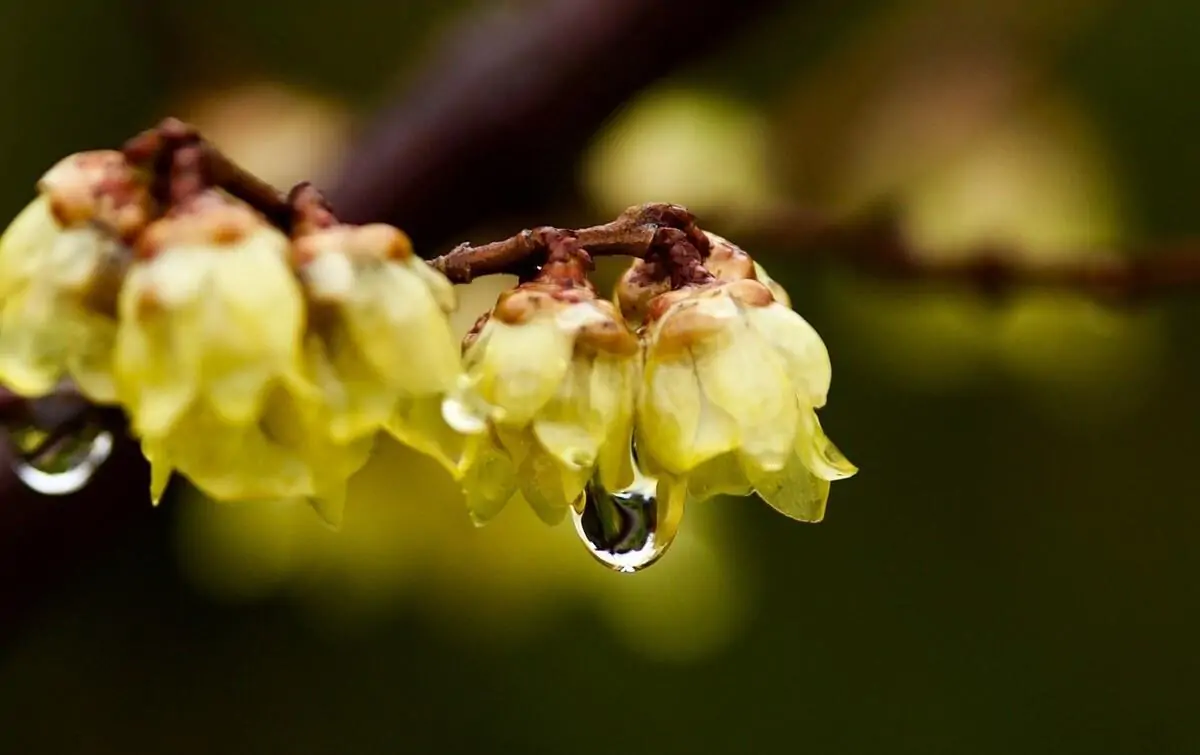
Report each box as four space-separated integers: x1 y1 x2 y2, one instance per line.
636 263 854 522
460 281 639 525
0 151 152 400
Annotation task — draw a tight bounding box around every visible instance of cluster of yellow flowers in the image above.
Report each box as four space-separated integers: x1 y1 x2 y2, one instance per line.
0 148 856 547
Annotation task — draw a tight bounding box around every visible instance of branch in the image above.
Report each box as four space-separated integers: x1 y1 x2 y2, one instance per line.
431 202 711 282
710 205 1200 303
325 0 787 249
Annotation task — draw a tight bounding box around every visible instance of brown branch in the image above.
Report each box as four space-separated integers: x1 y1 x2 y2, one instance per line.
432 202 712 283
122 118 292 228
710 205 1200 303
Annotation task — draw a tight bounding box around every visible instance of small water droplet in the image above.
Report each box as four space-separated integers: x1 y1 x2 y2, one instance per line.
10 423 113 495
441 384 490 434
571 467 682 573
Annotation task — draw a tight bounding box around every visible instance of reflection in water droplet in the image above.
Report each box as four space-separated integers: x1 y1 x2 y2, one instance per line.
572 466 682 573
10 423 113 496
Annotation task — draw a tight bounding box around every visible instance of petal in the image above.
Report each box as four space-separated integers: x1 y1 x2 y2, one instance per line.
386 393 473 479
202 239 304 424
115 258 205 435
304 330 397 443
460 433 519 525
753 261 791 308
0 196 58 299
404 257 457 314
142 439 173 505
596 356 637 492
636 351 738 475
686 452 753 501
0 284 71 396
344 262 462 396
468 318 573 427
160 406 314 502
518 448 589 526
745 303 832 408
308 490 346 530
744 448 832 523
797 409 858 481
65 308 118 403
696 311 798 472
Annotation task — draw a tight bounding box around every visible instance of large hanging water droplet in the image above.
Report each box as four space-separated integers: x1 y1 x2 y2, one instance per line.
571 467 682 574
9 421 113 496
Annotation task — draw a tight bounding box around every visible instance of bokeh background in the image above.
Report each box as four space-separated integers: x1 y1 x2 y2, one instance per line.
3 0 1200 752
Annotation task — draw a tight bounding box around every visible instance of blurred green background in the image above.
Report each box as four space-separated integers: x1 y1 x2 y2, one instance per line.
4 0 1200 752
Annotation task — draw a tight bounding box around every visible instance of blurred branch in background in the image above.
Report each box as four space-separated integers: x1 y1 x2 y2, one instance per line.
325 0 787 249
0 0 785 647
711 204 1200 302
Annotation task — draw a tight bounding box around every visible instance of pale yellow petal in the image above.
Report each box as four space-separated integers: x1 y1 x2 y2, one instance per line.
201 238 304 424
460 433 519 525
797 409 858 481
469 318 573 427
596 356 637 492
745 303 831 408
686 452 753 501
0 196 58 298
636 353 737 475
0 284 71 396
744 449 831 523
387 393 473 479
344 262 462 396
518 449 589 526
404 257 457 314
696 312 798 472
304 331 397 443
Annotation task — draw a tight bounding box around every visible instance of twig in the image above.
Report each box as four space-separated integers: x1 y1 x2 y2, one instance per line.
431 202 713 283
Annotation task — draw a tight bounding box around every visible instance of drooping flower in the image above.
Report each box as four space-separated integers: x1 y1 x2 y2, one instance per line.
111 189 353 507
632 242 856 523
0 151 153 401
114 189 306 437
291 222 471 474
459 276 640 526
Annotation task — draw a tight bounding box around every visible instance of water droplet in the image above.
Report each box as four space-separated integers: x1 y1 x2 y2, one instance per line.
441 381 490 434
9 422 113 495
571 467 683 573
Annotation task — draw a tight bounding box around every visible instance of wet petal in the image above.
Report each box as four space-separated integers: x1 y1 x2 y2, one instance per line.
686 452 753 501
387 393 473 479
637 352 738 475
518 449 589 526
469 318 573 427
696 313 798 472
745 303 831 408
797 409 858 481
461 434 519 525
744 449 831 523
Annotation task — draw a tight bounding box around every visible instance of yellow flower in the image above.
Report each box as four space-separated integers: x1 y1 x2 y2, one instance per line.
460 283 639 525
113 190 305 438
0 151 152 401
142 386 374 525
291 223 469 473
636 274 856 523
